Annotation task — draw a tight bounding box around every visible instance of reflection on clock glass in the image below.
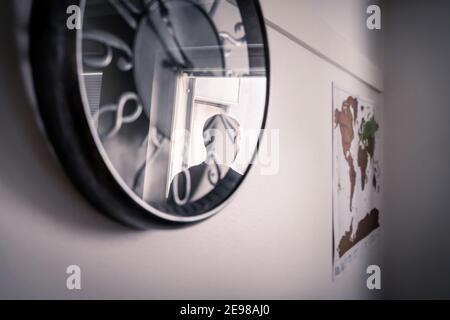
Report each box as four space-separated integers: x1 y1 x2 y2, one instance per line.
79 0 268 218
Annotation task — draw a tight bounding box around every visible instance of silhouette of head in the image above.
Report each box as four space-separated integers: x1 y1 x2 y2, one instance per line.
203 114 241 166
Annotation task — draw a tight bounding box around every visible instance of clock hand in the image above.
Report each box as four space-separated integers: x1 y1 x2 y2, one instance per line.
149 0 194 70
108 0 139 29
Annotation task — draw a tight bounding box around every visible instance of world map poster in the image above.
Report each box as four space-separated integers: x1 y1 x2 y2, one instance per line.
332 84 382 278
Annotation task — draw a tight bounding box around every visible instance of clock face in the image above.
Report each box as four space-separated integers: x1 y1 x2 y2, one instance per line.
30 0 269 228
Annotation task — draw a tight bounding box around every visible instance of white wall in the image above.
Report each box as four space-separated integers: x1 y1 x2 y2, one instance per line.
303 0 383 69
0 0 383 299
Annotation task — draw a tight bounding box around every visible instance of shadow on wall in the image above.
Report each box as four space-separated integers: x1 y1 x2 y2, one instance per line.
0 0 165 235
383 0 450 299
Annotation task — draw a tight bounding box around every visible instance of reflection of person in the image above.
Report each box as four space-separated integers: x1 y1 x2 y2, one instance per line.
168 114 242 205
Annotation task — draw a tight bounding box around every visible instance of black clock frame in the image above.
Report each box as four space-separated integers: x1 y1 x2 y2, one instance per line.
30 0 271 229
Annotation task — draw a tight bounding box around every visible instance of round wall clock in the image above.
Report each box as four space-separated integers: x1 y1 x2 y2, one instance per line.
30 0 270 228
